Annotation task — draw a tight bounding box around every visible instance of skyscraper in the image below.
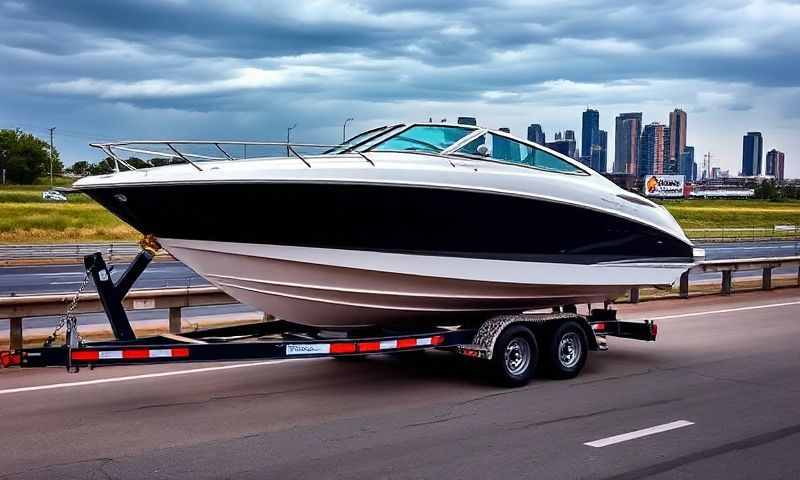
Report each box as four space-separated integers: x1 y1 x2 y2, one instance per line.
614 112 642 174
581 109 599 164
564 130 575 141
457 116 477 126
679 146 695 181
589 130 608 172
527 124 545 144
668 109 687 163
742 132 764 176
766 149 785 181
663 126 676 174
639 122 666 176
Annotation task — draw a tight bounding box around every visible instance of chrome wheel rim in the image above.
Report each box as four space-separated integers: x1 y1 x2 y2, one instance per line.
559 332 581 369
504 337 531 376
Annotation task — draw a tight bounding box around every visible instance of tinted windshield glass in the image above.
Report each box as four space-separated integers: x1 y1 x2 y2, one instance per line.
372 125 473 153
456 133 585 174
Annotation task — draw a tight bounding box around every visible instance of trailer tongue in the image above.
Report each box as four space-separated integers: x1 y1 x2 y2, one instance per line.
2 244 658 387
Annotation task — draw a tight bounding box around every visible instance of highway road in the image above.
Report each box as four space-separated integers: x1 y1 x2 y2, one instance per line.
1 289 799 479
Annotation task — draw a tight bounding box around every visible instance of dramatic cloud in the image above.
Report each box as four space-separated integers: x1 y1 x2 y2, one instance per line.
1 0 798 176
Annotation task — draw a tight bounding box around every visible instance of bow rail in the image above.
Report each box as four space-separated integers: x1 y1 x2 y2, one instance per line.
89 140 365 172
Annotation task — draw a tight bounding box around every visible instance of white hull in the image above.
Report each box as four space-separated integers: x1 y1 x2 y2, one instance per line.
162 238 691 328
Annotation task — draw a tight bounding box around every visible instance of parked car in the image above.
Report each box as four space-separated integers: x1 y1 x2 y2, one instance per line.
42 190 68 201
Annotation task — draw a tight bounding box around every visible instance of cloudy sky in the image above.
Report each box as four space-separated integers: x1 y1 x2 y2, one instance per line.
1 0 798 176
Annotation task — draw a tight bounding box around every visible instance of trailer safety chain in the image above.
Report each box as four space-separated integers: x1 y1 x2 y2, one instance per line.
44 270 91 348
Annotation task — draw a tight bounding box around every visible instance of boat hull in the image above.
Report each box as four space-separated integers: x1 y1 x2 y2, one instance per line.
162 238 689 328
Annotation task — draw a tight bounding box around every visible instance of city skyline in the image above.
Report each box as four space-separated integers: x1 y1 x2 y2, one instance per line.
0 1 797 179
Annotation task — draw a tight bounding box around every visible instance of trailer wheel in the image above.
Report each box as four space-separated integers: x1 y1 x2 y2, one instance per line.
491 325 538 387
542 321 588 379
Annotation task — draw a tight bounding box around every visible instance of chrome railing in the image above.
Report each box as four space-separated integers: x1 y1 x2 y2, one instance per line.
89 140 365 172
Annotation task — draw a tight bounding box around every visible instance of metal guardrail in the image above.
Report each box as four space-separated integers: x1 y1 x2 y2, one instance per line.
685 226 800 242
628 256 800 303
2 256 799 350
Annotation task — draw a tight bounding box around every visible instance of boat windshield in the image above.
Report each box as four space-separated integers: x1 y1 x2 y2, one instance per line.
370 125 474 153
324 125 395 154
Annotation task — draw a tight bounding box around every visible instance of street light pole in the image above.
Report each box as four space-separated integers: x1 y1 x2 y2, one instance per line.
287 123 297 156
48 127 56 188
343 118 353 143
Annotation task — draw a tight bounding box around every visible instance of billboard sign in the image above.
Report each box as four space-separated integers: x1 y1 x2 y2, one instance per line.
643 175 685 198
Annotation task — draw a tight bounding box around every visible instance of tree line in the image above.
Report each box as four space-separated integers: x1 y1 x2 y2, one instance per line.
0 129 63 184
753 180 800 200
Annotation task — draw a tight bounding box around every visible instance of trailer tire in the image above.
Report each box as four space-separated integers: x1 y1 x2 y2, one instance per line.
491 325 538 387
542 320 588 379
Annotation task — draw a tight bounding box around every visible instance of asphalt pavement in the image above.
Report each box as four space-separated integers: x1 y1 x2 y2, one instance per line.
1 289 799 479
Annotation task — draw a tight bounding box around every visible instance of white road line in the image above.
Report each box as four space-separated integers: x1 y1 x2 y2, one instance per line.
48 281 84 285
646 300 800 321
0 359 306 395
33 272 86 276
585 420 694 448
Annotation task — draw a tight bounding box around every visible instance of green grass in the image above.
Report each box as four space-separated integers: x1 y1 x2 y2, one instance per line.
658 199 800 229
0 183 138 243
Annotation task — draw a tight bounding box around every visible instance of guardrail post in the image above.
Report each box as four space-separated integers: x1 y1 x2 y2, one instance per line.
721 270 733 295
10 317 23 350
797 266 800 287
629 287 640 304
169 307 181 333
762 267 773 290
679 271 690 299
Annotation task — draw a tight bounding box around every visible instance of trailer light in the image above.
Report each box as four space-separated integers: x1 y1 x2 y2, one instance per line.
592 322 606 332
650 323 658 338
431 335 445 345
331 342 357 354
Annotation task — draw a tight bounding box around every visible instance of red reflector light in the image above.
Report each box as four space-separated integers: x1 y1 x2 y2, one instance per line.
651 323 658 338
123 349 149 359
71 350 99 361
593 322 606 331
1 351 21 367
397 338 417 349
357 341 380 353
172 347 190 358
331 342 357 354
431 335 445 345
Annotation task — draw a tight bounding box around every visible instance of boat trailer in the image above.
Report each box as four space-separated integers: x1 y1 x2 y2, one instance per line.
4 245 658 386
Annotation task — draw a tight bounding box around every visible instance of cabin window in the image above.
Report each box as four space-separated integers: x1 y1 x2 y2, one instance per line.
456 133 584 174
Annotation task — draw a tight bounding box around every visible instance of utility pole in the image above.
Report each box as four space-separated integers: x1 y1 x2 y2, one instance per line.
287 123 297 156
48 127 56 188
343 118 353 143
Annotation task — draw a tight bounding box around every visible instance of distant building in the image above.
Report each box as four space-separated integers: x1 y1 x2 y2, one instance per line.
581 109 599 164
668 109 687 164
679 146 695 181
565 129 576 141
766 149 785 181
663 126 675 174
554 132 562 141
457 116 477 126
527 124 545 144
639 122 666 175
499 127 511 133
742 132 763 176
546 140 576 159
590 130 607 172
614 112 642 174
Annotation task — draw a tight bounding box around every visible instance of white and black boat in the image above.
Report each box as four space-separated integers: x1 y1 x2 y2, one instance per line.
74 123 701 328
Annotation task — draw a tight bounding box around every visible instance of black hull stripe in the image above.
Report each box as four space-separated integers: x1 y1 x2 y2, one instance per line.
84 182 694 263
